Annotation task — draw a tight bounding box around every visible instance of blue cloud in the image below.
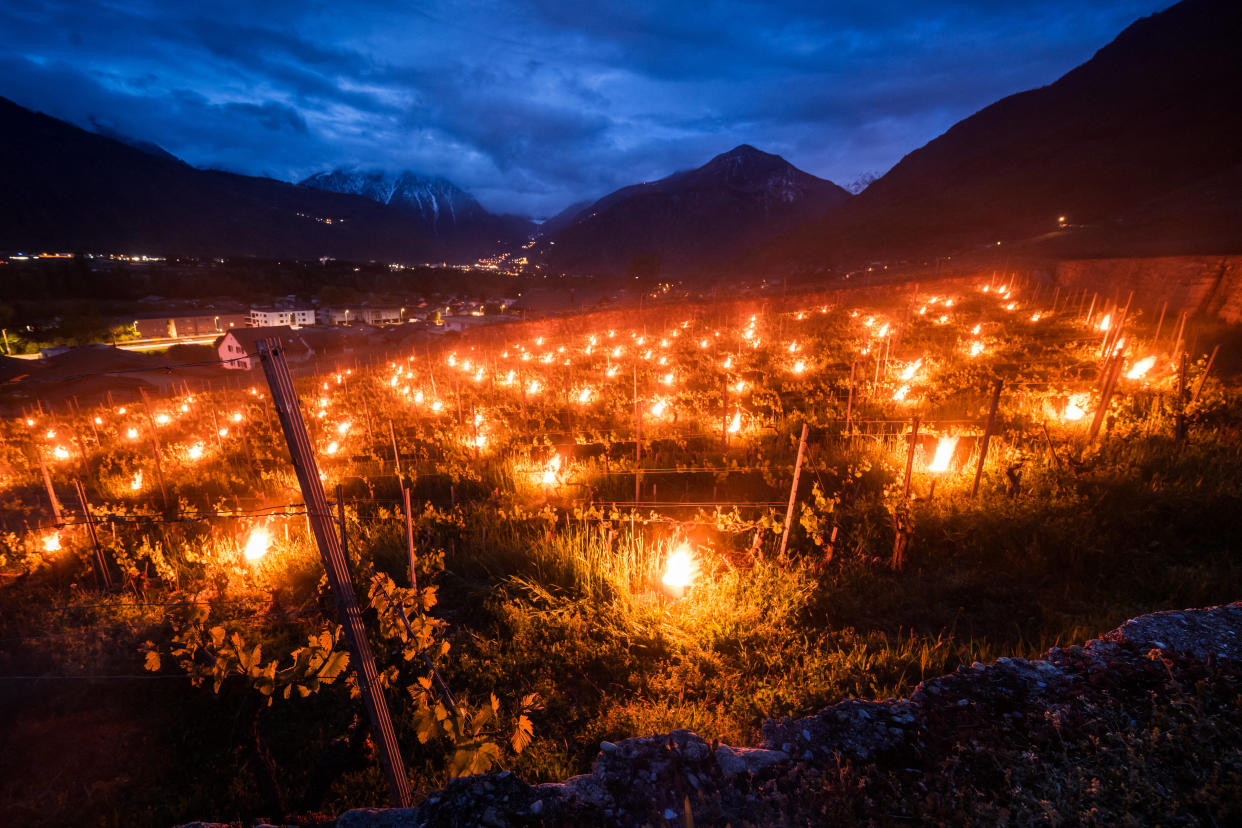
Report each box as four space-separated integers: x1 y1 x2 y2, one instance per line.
0 0 1170 217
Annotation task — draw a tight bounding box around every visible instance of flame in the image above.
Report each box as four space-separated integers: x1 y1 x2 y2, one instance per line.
187 443 204 461
663 372 675 385
792 360 806 374
243 528 270 561
1097 314 1111 331
577 387 593 404
127 428 139 440
325 441 340 455
727 412 742 433
1064 394 1089 421
893 384 910 402
154 414 170 425
1126 355 1156 380
130 470 143 491
540 455 562 486
650 398 668 417
52 445 70 460
662 544 698 592
1030 312 1042 323
928 436 958 473
337 421 351 435
42 531 61 553
218 427 229 437
969 341 984 357
899 358 923 382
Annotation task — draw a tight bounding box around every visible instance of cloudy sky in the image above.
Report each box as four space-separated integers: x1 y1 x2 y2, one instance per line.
0 0 1169 217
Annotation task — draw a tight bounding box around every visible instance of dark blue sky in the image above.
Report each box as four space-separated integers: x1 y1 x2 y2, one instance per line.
0 0 1169 217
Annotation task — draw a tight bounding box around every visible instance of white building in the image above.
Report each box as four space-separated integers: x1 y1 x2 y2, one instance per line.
216 326 311 370
317 307 402 326
249 308 316 328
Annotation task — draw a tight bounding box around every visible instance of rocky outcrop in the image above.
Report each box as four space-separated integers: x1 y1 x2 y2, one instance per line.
337 602 1242 826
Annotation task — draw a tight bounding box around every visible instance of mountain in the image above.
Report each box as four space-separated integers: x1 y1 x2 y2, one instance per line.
86 119 181 163
300 169 534 257
537 199 593 238
0 96 442 262
535 145 851 278
757 0 1242 270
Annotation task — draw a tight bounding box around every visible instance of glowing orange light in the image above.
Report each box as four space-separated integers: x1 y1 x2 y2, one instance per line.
130 470 143 491
661 543 698 598
42 531 61 552
727 412 741 433
1064 394 1089 421
244 528 270 561
126 428 139 440
899 358 923 382
928 436 958 473
1126 356 1156 380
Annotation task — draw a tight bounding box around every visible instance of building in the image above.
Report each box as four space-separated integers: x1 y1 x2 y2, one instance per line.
316 307 402 326
216 326 312 370
129 313 248 340
249 308 316 328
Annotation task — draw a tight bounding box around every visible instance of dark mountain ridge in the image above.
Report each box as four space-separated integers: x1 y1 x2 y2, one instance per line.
754 0 1242 271
537 144 851 278
0 97 444 262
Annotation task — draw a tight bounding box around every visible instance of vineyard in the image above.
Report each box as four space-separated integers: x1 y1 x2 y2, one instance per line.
2 275 1240 825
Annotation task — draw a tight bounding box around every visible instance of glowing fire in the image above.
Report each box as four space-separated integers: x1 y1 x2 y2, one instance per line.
650 398 668 417
126 428 139 440
893 384 910 402
42 531 61 553
325 441 340 455
130 470 143 491
899 358 923 382
928 436 959 473
577 387 593 404
727 411 742 433
969 341 984 357
791 360 806 374
243 528 270 561
661 543 698 596
1097 314 1111 331
52 445 70 460
1126 356 1156 380
1064 394 1089 421
540 455 562 486
187 443 204 461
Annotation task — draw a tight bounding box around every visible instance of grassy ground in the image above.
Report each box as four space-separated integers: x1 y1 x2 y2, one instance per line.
1 288 1238 825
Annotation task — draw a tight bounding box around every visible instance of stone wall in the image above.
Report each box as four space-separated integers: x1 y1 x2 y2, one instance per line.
331 601 1242 827
1054 255 1242 322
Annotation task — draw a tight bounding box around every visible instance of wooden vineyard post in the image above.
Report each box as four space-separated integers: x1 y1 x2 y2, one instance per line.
256 338 413 808
73 480 111 589
403 485 418 591
1089 355 1125 444
37 451 63 525
633 364 642 505
1191 344 1220 405
971 380 1003 498
721 373 728 449
778 423 810 560
901 416 921 499
138 389 171 511
388 420 402 479
1175 352 1190 447
844 360 856 437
